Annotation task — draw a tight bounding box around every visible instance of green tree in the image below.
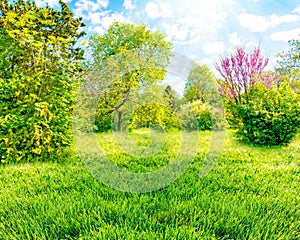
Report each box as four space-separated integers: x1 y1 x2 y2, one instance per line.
89 22 173 131
276 38 300 93
163 85 179 111
126 84 179 130
184 63 218 104
0 0 85 162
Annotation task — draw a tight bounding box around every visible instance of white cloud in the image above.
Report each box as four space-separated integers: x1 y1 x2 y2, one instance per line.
86 10 129 33
237 13 300 32
203 41 226 55
293 5 300 14
87 11 110 25
271 14 300 26
35 0 60 7
123 0 136 11
162 23 188 42
74 0 109 17
197 57 216 66
101 13 128 29
155 0 231 46
269 28 300 42
145 2 173 19
145 2 159 19
229 32 242 46
91 26 106 34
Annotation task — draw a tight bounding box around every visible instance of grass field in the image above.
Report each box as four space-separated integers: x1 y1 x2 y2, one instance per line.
0 130 299 239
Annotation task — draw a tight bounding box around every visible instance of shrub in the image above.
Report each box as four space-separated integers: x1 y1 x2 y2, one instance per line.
177 101 225 131
129 103 179 131
235 82 300 146
192 101 213 130
0 75 75 162
95 109 113 132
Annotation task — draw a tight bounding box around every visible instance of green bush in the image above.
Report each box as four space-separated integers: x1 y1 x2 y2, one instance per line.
129 103 179 131
176 103 199 131
192 101 212 130
177 101 224 131
235 82 300 146
0 1 84 163
0 74 75 162
95 108 113 132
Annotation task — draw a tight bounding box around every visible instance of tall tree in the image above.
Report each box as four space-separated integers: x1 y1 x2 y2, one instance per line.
89 22 173 131
0 0 85 162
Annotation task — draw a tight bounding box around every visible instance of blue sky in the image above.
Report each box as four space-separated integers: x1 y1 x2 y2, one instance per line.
35 0 300 93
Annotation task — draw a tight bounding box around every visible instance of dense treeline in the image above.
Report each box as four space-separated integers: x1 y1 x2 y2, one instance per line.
0 0 300 163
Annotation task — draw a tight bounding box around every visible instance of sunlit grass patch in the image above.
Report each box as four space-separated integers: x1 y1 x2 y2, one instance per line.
0 130 299 239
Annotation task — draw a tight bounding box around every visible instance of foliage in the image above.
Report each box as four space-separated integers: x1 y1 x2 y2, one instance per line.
121 84 179 131
89 22 173 131
235 82 300 146
181 63 225 131
184 63 219 104
177 100 224 131
192 101 212 130
215 47 278 104
163 85 179 111
276 38 300 93
176 103 199 131
0 0 85 162
129 103 179 130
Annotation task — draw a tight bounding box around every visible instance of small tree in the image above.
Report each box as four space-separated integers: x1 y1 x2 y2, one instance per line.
215 47 300 146
215 47 278 104
276 38 300 93
184 63 218 104
235 82 300 146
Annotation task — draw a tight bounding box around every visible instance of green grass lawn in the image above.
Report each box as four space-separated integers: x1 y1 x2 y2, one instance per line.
0 130 299 239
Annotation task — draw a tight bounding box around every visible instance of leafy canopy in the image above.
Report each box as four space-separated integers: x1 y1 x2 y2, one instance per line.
0 0 85 162
89 22 173 131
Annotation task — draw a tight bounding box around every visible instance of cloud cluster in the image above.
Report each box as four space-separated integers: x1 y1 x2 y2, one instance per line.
270 28 300 42
123 0 136 11
35 0 72 8
72 0 133 34
145 2 173 19
237 13 300 33
143 0 234 48
74 0 109 17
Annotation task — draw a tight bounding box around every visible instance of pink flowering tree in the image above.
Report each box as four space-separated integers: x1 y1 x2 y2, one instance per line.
215 47 279 104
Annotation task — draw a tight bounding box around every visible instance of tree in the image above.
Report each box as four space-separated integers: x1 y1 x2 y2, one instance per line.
0 0 85 162
183 63 218 104
276 38 300 93
89 22 173 131
163 85 179 111
215 47 278 104
127 84 179 130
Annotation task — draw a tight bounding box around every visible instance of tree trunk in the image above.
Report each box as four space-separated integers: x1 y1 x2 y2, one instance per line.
117 110 122 131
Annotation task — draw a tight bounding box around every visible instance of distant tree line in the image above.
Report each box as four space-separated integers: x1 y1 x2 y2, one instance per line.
1 0 299 163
